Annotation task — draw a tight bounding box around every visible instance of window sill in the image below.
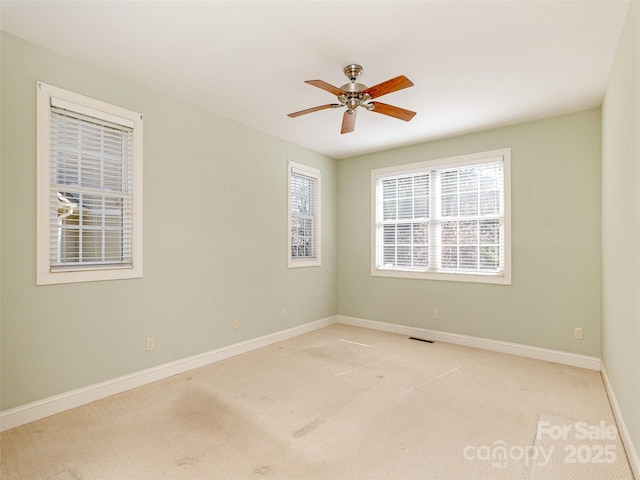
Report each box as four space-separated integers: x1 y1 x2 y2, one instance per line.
288 258 321 269
371 268 511 285
37 265 143 285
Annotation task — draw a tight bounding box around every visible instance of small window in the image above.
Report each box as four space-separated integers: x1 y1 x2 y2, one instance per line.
288 161 321 268
37 82 143 285
372 149 511 284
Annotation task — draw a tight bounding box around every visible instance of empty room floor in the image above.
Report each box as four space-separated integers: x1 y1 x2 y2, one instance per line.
0 324 634 479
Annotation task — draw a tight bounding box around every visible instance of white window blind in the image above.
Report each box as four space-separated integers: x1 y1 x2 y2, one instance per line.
379 172 430 270
436 161 504 273
37 81 143 285
49 104 133 269
288 162 321 267
373 149 511 284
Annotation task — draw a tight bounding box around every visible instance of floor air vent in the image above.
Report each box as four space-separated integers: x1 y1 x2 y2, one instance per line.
409 337 434 343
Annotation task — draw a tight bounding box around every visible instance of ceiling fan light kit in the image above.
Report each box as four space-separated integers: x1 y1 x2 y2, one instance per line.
288 64 416 134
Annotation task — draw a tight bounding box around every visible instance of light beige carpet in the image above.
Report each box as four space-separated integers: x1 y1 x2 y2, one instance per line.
0 324 634 479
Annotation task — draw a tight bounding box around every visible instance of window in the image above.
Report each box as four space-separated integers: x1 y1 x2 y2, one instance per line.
288 161 321 268
37 82 143 285
372 149 511 284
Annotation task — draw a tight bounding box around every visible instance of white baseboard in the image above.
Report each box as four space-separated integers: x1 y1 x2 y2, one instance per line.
337 315 602 371
0 316 337 432
0 315 607 433
601 365 640 479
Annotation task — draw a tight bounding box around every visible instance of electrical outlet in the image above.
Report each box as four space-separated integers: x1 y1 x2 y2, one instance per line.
281 308 287 319
232 319 239 331
146 336 155 351
574 328 583 340
433 309 440 320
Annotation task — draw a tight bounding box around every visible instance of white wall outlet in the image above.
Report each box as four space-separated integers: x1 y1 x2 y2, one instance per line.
232 319 239 331
281 308 287 319
146 336 155 351
433 309 440 320
574 327 583 340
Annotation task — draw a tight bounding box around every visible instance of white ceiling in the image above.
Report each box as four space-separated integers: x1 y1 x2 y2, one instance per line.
1 1 630 159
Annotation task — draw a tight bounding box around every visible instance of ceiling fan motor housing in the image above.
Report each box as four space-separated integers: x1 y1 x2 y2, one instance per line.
340 82 368 93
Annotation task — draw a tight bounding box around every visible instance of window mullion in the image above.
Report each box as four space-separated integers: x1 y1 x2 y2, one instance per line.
475 177 480 271
394 185 399 268
456 170 461 271
411 181 416 268
429 170 440 272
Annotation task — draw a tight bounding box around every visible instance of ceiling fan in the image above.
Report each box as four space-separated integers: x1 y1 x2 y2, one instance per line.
288 64 416 134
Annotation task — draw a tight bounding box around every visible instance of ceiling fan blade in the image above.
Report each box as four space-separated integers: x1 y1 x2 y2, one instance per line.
305 80 347 96
362 75 414 99
288 104 340 118
341 109 357 134
370 102 417 122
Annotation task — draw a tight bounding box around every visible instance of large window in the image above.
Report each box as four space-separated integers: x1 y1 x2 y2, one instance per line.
372 149 511 284
37 82 143 285
288 161 321 268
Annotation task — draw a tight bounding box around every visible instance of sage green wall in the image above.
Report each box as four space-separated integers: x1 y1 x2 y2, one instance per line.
338 109 602 356
0 33 337 410
602 2 640 466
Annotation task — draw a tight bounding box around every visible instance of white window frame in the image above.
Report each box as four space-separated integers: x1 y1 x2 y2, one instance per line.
288 161 321 268
371 148 511 285
36 81 143 285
